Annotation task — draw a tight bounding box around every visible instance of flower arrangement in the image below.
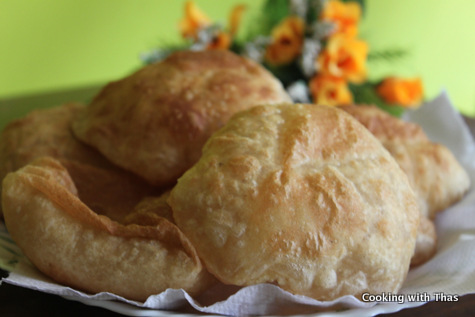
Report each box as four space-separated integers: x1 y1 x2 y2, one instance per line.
142 0 424 116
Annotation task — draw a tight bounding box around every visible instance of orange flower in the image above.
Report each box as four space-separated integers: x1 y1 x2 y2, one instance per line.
377 77 424 107
309 75 353 106
206 4 245 50
179 1 246 50
317 34 368 83
228 4 246 37
321 0 361 37
179 1 211 39
207 32 232 50
265 16 305 66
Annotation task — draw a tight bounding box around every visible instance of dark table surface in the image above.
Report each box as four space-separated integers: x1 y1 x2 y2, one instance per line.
0 88 474 316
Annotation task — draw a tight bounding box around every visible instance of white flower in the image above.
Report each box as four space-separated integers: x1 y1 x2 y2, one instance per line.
289 0 308 18
287 81 311 103
299 38 321 78
309 21 336 40
190 24 223 51
242 36 271 63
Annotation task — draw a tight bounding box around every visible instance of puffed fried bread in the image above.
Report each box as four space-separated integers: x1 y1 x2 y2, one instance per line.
123 191 174 225
59 159 156 222
341 105 470 218
411 216 437 267
0 103 157 220
0 103 111 176
72 50 291 186
2 157 215 302
341 105 470 266
169 104 419 301
0 103 112 216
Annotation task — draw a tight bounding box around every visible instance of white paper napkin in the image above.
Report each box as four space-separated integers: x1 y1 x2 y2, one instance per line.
1 91 474 316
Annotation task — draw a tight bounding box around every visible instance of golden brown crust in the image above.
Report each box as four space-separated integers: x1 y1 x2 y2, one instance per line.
0 103 159 220
384 141 470 217
123 191 174 225
0 103 111 179
340 105 470 218
340 105 428 142
2 157 215 301
58 160 157 223
0 103 112 217
72 50 291 186
341 105 470 266
169 104 419 301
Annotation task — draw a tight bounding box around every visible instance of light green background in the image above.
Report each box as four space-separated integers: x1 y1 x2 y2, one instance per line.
1 0 474 115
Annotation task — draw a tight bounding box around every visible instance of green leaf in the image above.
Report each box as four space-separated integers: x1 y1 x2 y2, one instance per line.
229 41 245 55
373 101 406 117
305 0 322 25
341 0 366 15
349 82 405 117
368 48 409 62
264 61 306 88
246 0 290 39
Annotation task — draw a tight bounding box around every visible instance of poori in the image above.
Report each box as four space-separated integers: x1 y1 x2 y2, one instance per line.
341 105 470 266
72 50 292 186
169 104 420 301
0 103 156 220
341 105 470 219
2 157 214 301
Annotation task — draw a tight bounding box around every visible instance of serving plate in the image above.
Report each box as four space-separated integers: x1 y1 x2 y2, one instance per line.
1 92 475 316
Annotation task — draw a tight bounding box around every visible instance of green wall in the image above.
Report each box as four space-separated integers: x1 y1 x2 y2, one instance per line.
360 0 475 116
1 0 474 115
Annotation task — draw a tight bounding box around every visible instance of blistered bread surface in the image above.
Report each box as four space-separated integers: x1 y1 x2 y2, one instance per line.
2 157 214 301
0 103 111 178
72 50 291 186
169 104 419 301
0 103 113 214
341 105 470 219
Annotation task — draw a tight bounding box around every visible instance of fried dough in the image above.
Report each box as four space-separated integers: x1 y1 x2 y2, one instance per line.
0 103 110 179
169 104 419 301
2 157 214 302
72 50 291 186
341 105 470 218
123 191 174 225
411 216 437 267
341 105 470 266
59 160 156 222
0 103 156 220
